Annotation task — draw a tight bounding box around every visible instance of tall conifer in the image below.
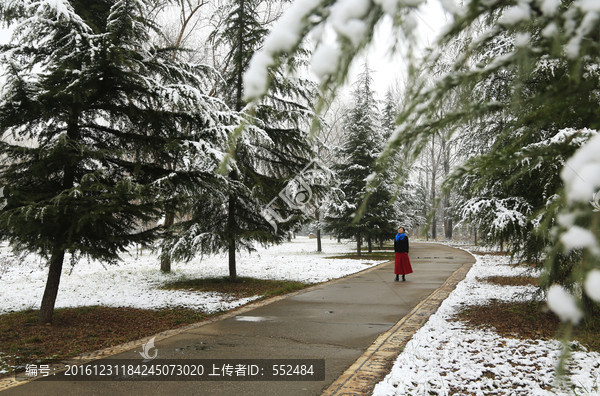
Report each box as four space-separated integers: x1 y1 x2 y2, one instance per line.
0 0 229 323
163 0 315 279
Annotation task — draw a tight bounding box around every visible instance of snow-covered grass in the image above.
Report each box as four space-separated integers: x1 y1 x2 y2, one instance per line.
7 240 597 392
0 237 384 316
373 251 600 395
0 237 387 376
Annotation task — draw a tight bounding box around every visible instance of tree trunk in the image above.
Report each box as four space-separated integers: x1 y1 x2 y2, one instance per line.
39 110 78 324
442 134 452 240
474 227 478 245
160 210 176 272
422 164 429 238
443 195 452 240
317 228 322 253
430 134 437 240
367 236 372 253
39 248 66 324
356 233 362 257
228 237 237 280
445 217 453 239
315 208 322 252
227 195 237 280
582 293 599 329
227 0 245 282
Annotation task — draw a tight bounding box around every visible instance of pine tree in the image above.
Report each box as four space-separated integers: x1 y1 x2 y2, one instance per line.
381 88 398 140
0 0 229 323
376 86 424 243
442 19 599 263
162 0 315 279
419 4 600 330
324 64 388 254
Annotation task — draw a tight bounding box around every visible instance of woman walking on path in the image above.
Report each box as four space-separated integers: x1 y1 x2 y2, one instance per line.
394 227 413 281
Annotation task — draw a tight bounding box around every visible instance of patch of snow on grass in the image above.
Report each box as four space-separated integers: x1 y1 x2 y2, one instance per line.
0 237 384 315
373 250 600 395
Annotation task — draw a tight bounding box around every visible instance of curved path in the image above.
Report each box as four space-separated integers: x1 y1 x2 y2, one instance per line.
2 242 474 395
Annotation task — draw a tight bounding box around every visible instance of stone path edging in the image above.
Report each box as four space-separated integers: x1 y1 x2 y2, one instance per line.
322 259 474 396
1 247 474 395
0 258 388 392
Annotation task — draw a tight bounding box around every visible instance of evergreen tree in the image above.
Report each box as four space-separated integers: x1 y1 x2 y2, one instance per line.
381 88 398 140
377 86 424 242
162 0 315 279
0 0 229 323
442 21 599 263
325 64 390 254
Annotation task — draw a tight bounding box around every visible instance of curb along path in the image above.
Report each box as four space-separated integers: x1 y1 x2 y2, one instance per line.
323 258 474 395
0 250 392 393
1 243 475 396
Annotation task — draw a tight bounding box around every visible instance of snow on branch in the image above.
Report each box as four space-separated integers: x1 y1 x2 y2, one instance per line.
560 131 600 204
243 0 322 101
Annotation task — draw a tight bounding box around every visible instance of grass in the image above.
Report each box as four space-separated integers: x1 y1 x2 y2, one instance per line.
370 245 394 250
478 275 539 286
456 301 600 353
160 276 310 298
454 276 600 354
470 251 509 256
0 277 310 376
0 306 209 375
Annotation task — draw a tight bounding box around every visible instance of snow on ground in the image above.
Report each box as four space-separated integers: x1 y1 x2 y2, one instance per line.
373 250 600 395
0 237 383 315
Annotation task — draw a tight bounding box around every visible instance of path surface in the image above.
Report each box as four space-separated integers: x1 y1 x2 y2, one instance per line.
3 243 475 395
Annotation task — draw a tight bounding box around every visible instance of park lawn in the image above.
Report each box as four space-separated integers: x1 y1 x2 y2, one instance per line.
0 306 210 375
0 277 310 376
457 300 600 354
1 237 387 376
161 276 309 297
457 275 600 354
373 252 600 395
0 238 383 316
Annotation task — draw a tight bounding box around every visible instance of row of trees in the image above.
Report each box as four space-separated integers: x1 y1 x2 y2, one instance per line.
243 0 600 333
0 0 411 323
323 65 423 255
0 0 322 324
9 0 597 332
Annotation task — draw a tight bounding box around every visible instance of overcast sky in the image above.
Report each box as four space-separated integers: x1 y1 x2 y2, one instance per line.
345 0 448 100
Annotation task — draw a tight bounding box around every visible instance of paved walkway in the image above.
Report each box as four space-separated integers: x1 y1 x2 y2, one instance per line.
2 243 474 395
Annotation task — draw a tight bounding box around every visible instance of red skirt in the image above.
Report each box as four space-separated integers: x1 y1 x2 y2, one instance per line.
394 252 413 275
